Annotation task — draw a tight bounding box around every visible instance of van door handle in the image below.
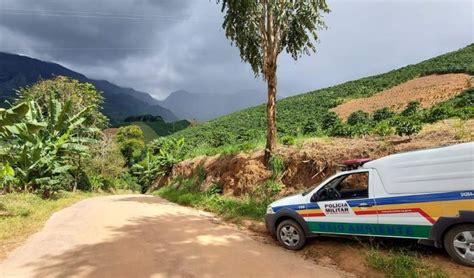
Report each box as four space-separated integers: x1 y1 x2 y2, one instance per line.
358 203 373 208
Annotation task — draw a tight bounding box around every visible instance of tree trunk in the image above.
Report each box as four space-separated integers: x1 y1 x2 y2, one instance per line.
264 69 277 163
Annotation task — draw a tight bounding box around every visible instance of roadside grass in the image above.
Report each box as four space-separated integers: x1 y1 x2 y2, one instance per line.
0 191 100 258
365 249 448 278
153 177 271 222
154 186 269 222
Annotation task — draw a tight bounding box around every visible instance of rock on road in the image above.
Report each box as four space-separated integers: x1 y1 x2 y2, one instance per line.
1 195 343 278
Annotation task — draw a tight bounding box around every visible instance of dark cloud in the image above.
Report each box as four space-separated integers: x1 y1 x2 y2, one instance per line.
0 0 472 99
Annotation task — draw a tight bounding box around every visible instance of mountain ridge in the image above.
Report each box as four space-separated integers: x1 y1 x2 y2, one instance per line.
0 52 177 123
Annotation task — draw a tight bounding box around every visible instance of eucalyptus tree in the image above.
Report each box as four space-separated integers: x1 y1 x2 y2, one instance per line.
217 0 330 161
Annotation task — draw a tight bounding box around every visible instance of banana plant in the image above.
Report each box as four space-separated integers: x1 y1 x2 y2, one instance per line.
1 96 98 196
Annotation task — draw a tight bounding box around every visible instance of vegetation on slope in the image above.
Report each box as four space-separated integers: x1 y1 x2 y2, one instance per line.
169 44 474 155
117 115 190 142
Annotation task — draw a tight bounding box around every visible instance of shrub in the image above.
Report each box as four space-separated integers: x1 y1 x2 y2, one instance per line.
374 121 395 137
329 123 352 137
281 135 296 146
268 155 285 179
424 105 453 123
347 110 370 126
395 119 422 136
302 121 320 135
321 111 341 130
401 101 421 116
349 124 371 137
373 107 395 122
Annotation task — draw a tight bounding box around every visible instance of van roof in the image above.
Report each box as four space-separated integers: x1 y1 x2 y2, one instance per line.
363 142 474 194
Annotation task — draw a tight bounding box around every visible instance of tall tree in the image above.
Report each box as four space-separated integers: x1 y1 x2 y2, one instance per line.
217 0 330 161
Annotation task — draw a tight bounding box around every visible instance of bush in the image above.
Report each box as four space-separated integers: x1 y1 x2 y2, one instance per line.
329 123 352 137
395 118 422 136
424 105 453 123
302 121 320 135
374 121 395 137
268 155 285 179
321 112 341 130
281 135 296 146
349 124 371 137
373 107 395 122
401 101 421 116
347 110 370 126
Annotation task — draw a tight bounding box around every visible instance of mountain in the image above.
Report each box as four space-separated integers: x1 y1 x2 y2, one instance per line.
0 52 177 123
159 89 268 121
168 44 474 150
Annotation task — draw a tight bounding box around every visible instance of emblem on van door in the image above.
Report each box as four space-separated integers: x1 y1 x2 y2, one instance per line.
319 201 355 216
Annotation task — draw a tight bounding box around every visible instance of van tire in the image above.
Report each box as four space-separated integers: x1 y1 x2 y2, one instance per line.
276 219 306 251
443 224 474 267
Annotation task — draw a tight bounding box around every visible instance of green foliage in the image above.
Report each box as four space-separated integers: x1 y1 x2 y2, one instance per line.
347 110 370 125
155 184 269 221
373 107 395 122
302 121 321 135
116 125 146 167
18 76 108 129
365 250 447 278
117 117 190 143
401 101 421 116
217 0 330 77
206 183 223 195
321 111 341 130
394 118 422 136
0 97 100 197
169 44 474 154
131 137 186 192
268 155 285 180
252 180 282 202
373 121 395 137
280 135 296 146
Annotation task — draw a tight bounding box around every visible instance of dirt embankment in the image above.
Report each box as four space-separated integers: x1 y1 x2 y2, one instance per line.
164 119 473 196
332 74 472 120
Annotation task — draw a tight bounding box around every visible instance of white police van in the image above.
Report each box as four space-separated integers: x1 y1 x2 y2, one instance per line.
265 143 474 266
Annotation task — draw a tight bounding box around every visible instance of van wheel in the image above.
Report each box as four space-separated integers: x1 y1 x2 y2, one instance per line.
276 219 306 251
443 224 474 267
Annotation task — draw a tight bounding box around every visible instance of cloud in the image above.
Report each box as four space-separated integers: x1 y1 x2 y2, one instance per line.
0 0 472 99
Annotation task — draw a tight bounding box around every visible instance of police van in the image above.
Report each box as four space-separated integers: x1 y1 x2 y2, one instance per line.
265 142 474 266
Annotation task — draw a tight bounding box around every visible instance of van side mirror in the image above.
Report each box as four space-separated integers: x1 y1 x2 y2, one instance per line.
310 192 319 202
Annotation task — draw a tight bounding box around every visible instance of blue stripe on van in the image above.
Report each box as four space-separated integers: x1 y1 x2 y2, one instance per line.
272 190 473 212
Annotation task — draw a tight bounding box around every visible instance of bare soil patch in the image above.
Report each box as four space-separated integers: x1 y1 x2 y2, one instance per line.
331 73 473 120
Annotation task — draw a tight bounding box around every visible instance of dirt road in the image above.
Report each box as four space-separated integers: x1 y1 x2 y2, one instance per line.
1 195 344 278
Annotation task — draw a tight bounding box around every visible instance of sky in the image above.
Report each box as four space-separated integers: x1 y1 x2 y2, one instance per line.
0 0 472 100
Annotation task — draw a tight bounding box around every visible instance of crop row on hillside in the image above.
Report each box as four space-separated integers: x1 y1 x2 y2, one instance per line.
169 44 474 151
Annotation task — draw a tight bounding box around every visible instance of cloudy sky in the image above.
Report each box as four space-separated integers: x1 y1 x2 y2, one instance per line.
0 0 472 99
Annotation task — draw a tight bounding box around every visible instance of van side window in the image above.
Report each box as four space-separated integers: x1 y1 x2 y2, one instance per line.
314 172 369 202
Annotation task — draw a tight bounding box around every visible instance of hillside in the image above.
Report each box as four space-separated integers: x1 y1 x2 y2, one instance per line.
159 89 268 121
169 44 474 151
118 115 191 142
0 52 177 123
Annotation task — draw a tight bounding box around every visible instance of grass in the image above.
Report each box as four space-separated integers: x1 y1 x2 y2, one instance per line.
0 191 100 258
365 249 448 278
153 178 271 221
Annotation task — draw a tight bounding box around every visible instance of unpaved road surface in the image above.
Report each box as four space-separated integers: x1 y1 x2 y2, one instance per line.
1 195 343 278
